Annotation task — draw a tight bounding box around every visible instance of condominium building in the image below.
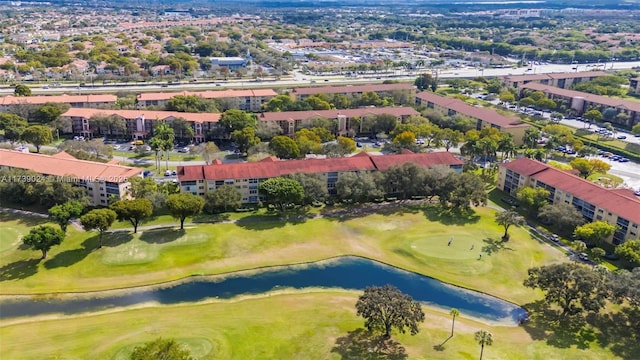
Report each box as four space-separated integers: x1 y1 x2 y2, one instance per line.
415 91 530 145
61 108 221 143
519 82 640 127
498 157 640 244
257 107 419 136
0 149 143 206
0 94 117 113
502 71 608 89
291 83 415 102
135 89 277 112
177 151 463 204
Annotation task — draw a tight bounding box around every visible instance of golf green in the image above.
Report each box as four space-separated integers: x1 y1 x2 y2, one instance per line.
410 235 483 260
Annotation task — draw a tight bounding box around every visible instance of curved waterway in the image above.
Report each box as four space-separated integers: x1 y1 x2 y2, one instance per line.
0 256 526 324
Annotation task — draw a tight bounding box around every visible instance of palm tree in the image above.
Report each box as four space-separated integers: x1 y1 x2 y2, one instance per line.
475 330 493 360
449 308 460 337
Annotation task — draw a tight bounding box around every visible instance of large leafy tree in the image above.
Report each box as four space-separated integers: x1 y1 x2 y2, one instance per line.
516 187 550 215
80 208 117 248
474 330 493 360
524 263 608 317
495 210 525 241
130 337 193 360
614 239 640 267
269 135 300 159
22 225 65 259
336 172 384 203
219 110 257 134
204 185 242 213
48 201 84 232
166 95 217 113
414 73 437 91
192 142 221 165
537 202 585 232
259 177 304 212
14 84 32 96
382 163 427 200
21 125 53 153
169 118 195 141
356 284 425 338
0 113 28 144
109 199 153 233
569 158 611 179
573 221 617 246
231 127 261 155
165 193 205 230
287 172 328 205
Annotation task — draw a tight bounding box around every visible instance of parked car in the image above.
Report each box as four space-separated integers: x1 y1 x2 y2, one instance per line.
578 253 589 261
617 135 627 140
164 170 172 176
501 197 519 207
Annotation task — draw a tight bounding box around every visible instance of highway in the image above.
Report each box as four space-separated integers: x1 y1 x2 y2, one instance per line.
3 60 640 96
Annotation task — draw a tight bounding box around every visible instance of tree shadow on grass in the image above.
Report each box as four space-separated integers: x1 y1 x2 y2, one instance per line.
44 231 133 269
0 211 48 227
331 328 408 360
0 258 40 281
422 206 480 226
234 211 312 230
521 300 595 350
481 237 514 256
139 228 185 244
590 307 640 360
192 213 231 223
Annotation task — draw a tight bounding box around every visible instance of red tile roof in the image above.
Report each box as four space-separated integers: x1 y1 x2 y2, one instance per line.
0 149 143 183
292 83 414 96
502 71 608 83
178 152 463 182
62 108 221 123
258 107 418 122
415 92 530 129
502 158 640 224
136 88 277 102
0 94 117 106
520 83 640 113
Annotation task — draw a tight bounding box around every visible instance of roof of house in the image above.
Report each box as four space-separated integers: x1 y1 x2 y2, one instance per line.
258 107 419 121
520 83 640 113
292 83 414 96
502 71 609 83
0 94 117 106
0 149 143 183
136 88 277 102
61 108 221 123
178 151 463 182
501 158 640 224
415 92 530 129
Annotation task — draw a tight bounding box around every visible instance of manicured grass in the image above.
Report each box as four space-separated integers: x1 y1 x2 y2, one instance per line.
112 150 204 162
588 172 623 187
0 206 563 306
0 291 620 360
0 213 50 253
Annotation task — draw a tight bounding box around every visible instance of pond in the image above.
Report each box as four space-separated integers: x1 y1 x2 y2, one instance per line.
0 256 526 324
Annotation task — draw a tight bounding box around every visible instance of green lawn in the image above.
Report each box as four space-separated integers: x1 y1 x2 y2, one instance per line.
112 150 204 162
0 206 562 306
0 292 621 360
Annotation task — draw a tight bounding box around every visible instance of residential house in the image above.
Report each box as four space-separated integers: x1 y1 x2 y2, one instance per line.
498 157 640 244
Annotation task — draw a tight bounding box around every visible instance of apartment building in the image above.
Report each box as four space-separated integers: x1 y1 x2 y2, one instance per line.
136 89 277 112
0 149 143 206
502 71 608 89
258 107 419 136
498 157 640 244
291 83 415 102
415 92 530 145
0 94 117 112
61 108 221 143
177 151 463 204
519 82 640 127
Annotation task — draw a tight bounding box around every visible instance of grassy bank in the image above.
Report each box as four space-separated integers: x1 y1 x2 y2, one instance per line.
0 206 563 305
0 291 619 360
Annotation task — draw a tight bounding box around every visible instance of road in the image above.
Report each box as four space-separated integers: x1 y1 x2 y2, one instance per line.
5 60 640 96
